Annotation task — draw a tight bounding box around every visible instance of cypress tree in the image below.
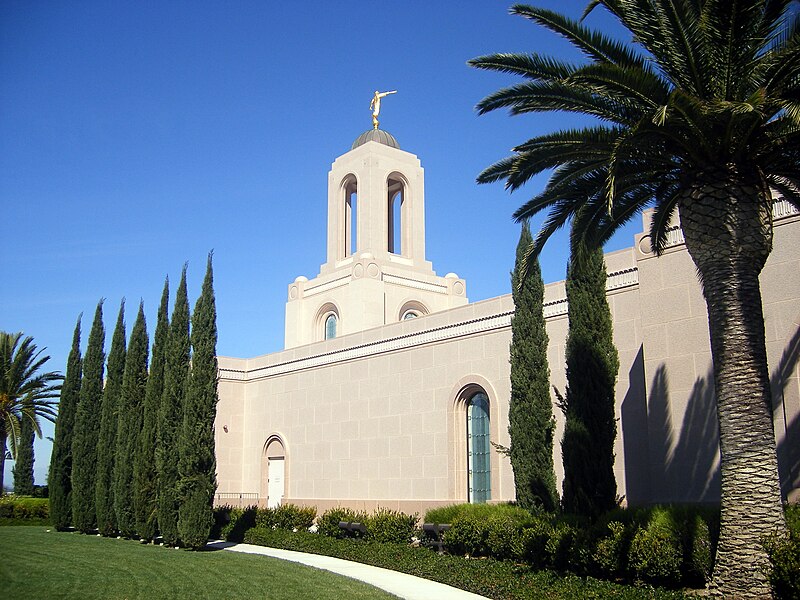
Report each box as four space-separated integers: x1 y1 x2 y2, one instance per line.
178 254 218 549
96 300 126 536
49 316 82 530
115 301 148 537
560 241 619 518
71 301 105 533
157 266 190 547
135 278 169 541
508 222 558 512
12 417 35 495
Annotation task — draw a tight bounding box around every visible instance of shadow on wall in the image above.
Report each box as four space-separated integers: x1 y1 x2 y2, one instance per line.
622 349 721 506
620 347 651 505
773 323 800 500
649 363 721 504
622 320 800 506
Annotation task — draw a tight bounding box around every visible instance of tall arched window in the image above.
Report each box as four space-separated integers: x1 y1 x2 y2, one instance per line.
343 175 357 258
324 313 337 340
387 174 405 255
467 392 491 503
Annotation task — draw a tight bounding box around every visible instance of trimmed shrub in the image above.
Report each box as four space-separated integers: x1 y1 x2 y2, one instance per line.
682 512 713 585
366 508 418 544
317 507 368 539
594 520 631 578
210 505 231 539
443 514 491 557
424 504 463 525
424 502 534 526
628 507 682 586
785 503 800 535
256 504 317 531
764 508 800 600
486 515 527 560
519 518 553 568
0 496 50 522
219 505 258 542
545 521 579 571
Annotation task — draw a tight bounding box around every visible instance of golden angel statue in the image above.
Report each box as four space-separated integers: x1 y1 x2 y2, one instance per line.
370 90 397 129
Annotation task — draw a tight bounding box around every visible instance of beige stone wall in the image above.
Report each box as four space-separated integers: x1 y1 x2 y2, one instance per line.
219 294 517 514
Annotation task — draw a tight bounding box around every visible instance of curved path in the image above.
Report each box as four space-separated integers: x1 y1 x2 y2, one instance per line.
207 541 489 600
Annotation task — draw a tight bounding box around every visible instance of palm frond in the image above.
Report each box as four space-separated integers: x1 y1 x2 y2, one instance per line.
751 8 800 90
702 0 776 98
768 175 800 208
477 156 521 185
468 53 576 81
568 62 670 111
478 80 643 125
649 194 682 255
511 4 647 68
615 0 709 97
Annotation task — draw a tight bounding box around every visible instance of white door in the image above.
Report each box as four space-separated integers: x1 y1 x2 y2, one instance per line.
267 457 284 508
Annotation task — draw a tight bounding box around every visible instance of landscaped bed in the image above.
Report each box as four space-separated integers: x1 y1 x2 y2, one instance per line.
242 526 686 600
213 501 799 600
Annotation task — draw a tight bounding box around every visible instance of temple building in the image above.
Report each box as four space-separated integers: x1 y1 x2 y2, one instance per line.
214 123 800 513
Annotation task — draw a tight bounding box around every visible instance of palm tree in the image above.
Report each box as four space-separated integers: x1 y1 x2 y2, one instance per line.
0 332 62 493
470 2 799 597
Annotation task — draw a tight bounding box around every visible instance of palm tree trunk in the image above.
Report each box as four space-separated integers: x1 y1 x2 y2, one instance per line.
679 166 786 599
0 421 6 494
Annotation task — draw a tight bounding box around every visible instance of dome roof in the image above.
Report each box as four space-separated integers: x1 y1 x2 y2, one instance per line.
351 129 400 150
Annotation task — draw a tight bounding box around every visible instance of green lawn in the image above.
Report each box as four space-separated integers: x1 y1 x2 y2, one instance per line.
0 526 398 599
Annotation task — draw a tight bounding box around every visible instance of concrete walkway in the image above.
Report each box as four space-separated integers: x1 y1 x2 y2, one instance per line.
207 540 489 600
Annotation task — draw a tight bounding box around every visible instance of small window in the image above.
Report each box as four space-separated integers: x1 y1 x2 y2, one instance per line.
398 301 428 322
324 314 337 340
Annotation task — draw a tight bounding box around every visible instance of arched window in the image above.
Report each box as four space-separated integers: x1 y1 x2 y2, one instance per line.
398 300 428 323
317 303 340 342
343 175 357 258
387 174 406 255
467 392 491 503
324 314 337 340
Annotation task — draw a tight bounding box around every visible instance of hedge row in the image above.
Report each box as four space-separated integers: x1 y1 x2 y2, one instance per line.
427 504 716 588
0 496 50 524
213 504 418 545
212 502 797 597
242 526 684 600
212 503 316 542
316 506 417 543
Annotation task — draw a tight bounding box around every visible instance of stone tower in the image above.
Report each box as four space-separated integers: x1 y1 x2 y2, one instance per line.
284 129 468 348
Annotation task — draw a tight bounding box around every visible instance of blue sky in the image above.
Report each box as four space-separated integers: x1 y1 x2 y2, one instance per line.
1 0 642 486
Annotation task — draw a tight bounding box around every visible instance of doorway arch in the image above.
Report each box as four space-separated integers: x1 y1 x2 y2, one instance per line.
261 435 286 508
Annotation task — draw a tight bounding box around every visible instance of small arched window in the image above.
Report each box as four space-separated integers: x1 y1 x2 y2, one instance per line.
398 301 428 323
467 392 491 503
324 314 337 340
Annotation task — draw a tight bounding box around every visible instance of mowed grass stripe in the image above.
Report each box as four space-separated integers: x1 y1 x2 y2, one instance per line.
0 527 399 599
